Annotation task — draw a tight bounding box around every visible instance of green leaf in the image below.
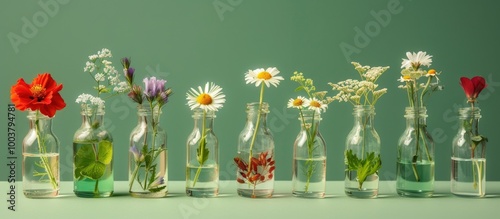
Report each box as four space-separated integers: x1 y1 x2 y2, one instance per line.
295 86 304 92
98 140 113 164
74 141 113 180
80 162 106 179
345 150 382 189
196 137 210 165
149 185 166 193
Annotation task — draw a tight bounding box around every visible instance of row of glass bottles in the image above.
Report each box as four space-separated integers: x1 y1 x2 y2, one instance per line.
21 103 486 198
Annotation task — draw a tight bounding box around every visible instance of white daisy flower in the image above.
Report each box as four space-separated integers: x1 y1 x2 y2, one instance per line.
245 67 284 87
187 82 226 111
305 97 328 113
401 51 432 70
287 96 306 109
398 75 412 82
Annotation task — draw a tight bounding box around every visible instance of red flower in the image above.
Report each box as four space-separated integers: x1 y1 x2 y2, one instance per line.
460 76 487 103
10 73 66 117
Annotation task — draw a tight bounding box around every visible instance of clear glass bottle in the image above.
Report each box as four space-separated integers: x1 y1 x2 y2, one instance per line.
186 109 219 197
292 109 326 198
344 105 381 198
235 102 275 198
451 107 486 197
22 110 60 198
73 104 114 198
129 105 167 198
396 107 435 197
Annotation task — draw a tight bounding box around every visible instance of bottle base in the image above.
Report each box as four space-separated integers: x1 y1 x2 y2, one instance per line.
452 192 485 198
186 188 218 198
24 189 59 198
74 191 113 198
345 188 378 198
130 191 168 198
397 189 433 198
237 189 273 198
292 191 325 198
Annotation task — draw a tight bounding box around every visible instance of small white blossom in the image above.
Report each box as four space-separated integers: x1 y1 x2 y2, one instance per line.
113 81 130 93
94 73 105 82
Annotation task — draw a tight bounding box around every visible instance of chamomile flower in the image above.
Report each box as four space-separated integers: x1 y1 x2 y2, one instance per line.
245 67 284 87
187 82 226 111
401 51 432 70
287 96 307 109
305 97 328 113
398 75 412 82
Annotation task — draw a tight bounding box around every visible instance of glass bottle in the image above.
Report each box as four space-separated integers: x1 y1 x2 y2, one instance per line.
292 109 326 198
451 107 486 197
22 110 60 198
186 108 219 197
235 102 275 198
129 105 167 198
73 104 114 198
344 105 381 198
396 107 435 197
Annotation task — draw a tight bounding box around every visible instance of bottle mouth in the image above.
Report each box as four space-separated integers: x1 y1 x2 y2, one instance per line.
191 108 216 119
352 105 375 116
246 102 270 113
458 107 481 119
27 110 51 120
403 107 428 118
80 104 105 116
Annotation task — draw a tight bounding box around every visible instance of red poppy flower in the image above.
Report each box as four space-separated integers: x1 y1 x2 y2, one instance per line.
10 73 66 117
460 76 487 103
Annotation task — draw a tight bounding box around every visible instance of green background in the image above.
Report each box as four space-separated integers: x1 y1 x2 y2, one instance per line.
1 0 499 182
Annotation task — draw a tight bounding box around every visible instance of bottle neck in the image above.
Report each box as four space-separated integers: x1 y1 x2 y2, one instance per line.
246 102 269 129
137 105 162 128
352 105 375 128
404 106 428 128
27 110 53 133
80 104 105 129
458 107 481 134
192 109 215 131
299 109 321 134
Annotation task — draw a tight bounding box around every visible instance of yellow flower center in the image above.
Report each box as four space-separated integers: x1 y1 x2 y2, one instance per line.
257 71 272 80
310 100 321 108
30 84 45 97
428 69 436 75
292 98 303 106
403 75 412 80
196 93 213 105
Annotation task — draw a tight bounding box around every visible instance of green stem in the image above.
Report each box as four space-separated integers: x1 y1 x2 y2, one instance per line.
94 179 99 195
129 162 140 191
247 84 265 174
34 111 58 190
192 110 207 187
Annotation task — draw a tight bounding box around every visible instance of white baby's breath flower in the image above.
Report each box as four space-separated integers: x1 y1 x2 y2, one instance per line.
113 81 129 93
94 73 105 82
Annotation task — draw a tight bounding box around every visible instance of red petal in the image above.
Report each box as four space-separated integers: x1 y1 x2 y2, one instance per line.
460 77 474 99
269 166 275 173
268 173 273 179
239 172 247 178
471 76 487 99
237 178 245 183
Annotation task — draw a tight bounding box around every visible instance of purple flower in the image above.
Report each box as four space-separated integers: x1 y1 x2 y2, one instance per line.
121 57 131 69
149 176 165 188
143 77 167 100
130 145 144 162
